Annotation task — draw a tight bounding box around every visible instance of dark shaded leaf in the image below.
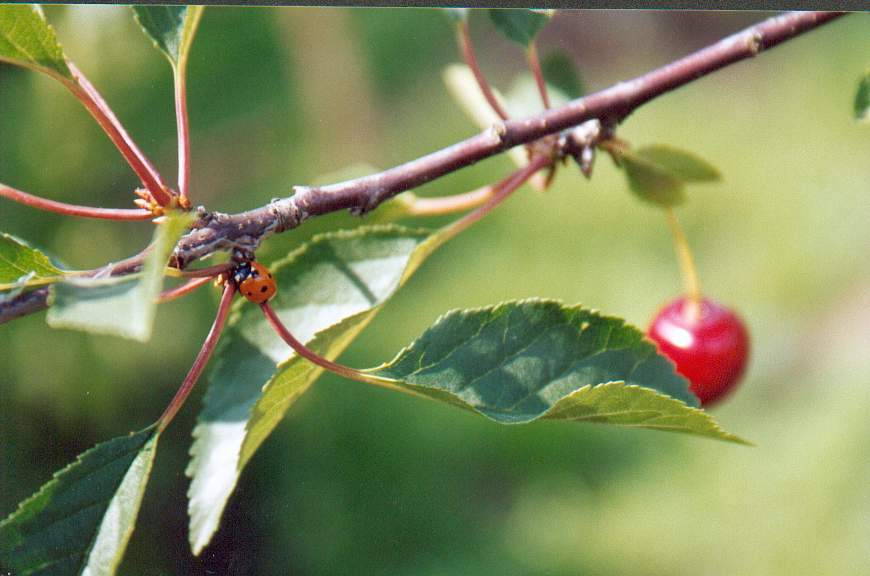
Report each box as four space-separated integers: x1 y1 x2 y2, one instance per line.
132 6 204 70
541 50 585 99
488 9 553 47
0 427 160 576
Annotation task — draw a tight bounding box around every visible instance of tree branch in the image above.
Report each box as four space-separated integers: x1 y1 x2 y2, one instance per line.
0 11 846 323
171 11 844 268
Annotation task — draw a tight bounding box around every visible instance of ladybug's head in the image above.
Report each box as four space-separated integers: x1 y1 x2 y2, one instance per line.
232 262 253 286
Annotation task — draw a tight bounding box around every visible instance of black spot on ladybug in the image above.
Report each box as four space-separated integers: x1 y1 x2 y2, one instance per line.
268 273 273 278
260 286 268 293
246 291 253 296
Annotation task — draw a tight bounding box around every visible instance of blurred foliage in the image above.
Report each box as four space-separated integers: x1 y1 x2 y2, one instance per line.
1 8 868 575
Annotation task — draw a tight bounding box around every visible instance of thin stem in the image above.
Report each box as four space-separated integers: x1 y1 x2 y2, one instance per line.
404 183 495 217
65 62 174 207
665 207 702 320
157 282 235 432
527 42 551 109
260 302 403 391
174 68 191 206
174 262 233 278
443 154 551 241
457 20 510 121
158 276 213 303
0 183 153 220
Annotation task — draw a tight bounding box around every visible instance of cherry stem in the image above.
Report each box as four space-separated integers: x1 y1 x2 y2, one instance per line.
260 302 403 391
158 276 213 304
65 62 173 207
157 282 235 432
174 68 191 205
456 20 510 121
0 182 154 221
665 206 702 320
527 42 551 110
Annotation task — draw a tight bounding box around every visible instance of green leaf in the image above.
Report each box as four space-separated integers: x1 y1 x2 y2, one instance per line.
46 211 194 341
132 6 204 71
0 233 64 288
488 9 553 47
618 150 686 207
540 50 585 99
368 299 744 443
634 145 721 183
855 71 870 122
0 5 71 79
187 224 450 555
0 427 160 575
616 145 720 207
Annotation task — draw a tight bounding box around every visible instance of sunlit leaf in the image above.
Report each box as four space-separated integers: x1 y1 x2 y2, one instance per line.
0 5 71 79
0 233 65 288
0 427 160 576
489 9 554 47
187 225 450 555
132 6 204 71
368 299 744 443
855 71 870 122
46 211 194 341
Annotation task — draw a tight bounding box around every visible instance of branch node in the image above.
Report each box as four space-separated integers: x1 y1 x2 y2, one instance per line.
269 196 304 232
486 121 508 144
748 31 764 55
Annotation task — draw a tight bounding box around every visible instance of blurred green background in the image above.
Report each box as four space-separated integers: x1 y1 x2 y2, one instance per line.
1 7 868 575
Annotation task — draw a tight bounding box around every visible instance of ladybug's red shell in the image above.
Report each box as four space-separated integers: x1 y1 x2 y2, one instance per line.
235 261 277 304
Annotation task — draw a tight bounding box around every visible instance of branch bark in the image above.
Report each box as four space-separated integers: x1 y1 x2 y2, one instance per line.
171 11 844 268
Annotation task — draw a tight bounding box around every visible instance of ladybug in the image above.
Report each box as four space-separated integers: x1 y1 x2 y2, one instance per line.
233 261 277 304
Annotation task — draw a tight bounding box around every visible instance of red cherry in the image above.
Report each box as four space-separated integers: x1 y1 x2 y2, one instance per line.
647 297 750 406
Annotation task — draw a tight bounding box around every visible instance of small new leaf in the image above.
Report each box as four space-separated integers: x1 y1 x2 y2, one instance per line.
0 5 71 79
46 210 194 341
132 5 204 71
855 71 870 122
368 299 745 443
634 145 721 182
0 427 160 576
489 9 554 47
0 233 64 288
615 145 720 207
